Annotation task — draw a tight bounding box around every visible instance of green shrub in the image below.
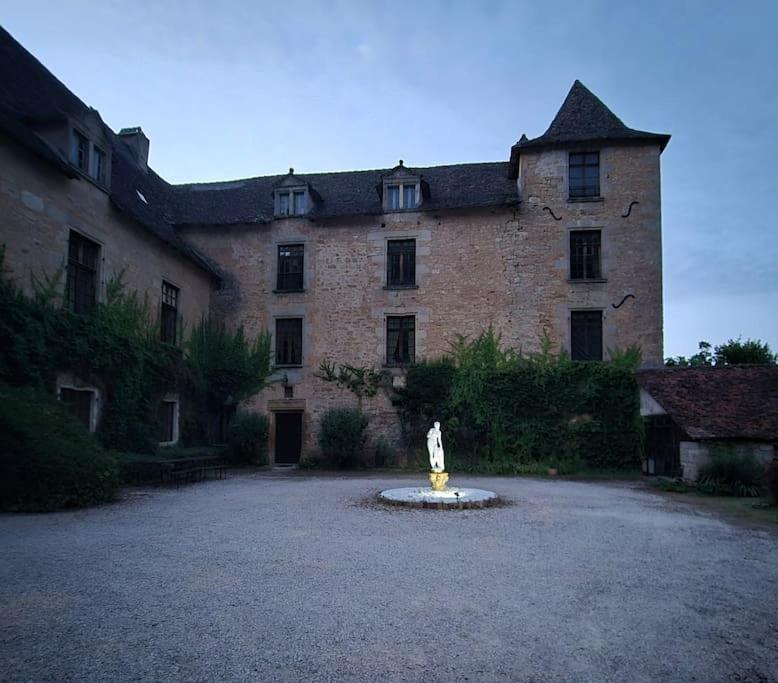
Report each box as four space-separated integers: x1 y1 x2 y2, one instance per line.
763 460 778 506
318 408 368 468
0 387 119 511
698 447 764 497
227 412 269 465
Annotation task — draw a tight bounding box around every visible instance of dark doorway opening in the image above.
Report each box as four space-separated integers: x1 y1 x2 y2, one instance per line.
275 412 303 465
60 388 93 431
644 415 682 476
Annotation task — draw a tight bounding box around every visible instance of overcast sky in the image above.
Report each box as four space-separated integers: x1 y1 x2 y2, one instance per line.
3 0 776 358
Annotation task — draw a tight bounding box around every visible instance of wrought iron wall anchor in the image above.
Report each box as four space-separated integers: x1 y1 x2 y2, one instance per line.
611 294 635 309
543 206 562 221
621 201 639 218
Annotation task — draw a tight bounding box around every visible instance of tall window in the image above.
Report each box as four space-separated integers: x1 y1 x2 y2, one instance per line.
387 185 401 210
386 315 415 365
569 152 600 198
277 244 304 291
276 190 308 216
160 281 179 344
571 311 603 361
276 318 303 366
158 400 177 443
90 145 106 184
72 130 89 172
293 191 306 215
570 230 602 280
403 185 416 209
387 239 416 288
66 230 99 314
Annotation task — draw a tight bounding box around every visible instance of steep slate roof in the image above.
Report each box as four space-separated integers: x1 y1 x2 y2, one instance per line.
636 366 778 441
170 162 517 226
509 81 670 174
0 26 218 279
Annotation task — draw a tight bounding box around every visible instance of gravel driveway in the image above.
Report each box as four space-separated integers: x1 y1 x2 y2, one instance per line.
1 472 776 682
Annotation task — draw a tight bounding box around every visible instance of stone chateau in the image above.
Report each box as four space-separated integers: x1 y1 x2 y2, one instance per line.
0 26 670 462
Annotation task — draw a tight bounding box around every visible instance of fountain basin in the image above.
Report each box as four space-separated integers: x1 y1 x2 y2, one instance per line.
378 486 498 509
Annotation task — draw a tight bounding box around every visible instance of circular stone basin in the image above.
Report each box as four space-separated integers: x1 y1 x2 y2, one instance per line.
379 486 498 509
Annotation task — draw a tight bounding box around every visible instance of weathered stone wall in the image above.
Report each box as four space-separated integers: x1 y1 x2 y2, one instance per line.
180 141 665 462
680 441 775 482
0 135 213 330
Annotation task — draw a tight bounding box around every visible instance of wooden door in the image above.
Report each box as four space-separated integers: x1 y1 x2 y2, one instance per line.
275 412 302 464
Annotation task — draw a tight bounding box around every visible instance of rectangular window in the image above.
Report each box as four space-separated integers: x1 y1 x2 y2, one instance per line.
72 130 89 172
569 151 600 198
66 230 100 314
160 281 179 344
277 244 304 291
570 230 602 280
276 318 303 366
60 388 94 432
571 311 603 361
387 185 400 210
90 145 106 184
293 191 306 215
278 192 290 216
403 184 417 209
386 239 416 288
386 315 415 365
158 400 176 443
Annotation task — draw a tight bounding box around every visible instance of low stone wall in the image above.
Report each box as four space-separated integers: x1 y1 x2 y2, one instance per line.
680 440 775 481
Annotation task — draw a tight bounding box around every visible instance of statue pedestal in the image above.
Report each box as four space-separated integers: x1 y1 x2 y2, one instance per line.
429 472 449 492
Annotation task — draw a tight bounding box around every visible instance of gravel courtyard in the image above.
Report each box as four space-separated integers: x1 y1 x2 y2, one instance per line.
1 473 776 682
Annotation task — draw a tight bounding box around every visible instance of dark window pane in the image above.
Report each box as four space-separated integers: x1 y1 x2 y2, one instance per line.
60 388 93 431
569 151 600 198
66 231 99 314
72 130 88 171
570 230 601 280
276 318 303 365
386 315 415 365
571 311 603 361
387 239 416 287
277 244 304 291
158 401 176 442
160 281 179 344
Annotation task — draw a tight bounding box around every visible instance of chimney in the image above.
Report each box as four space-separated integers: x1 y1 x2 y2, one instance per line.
118 126 150 170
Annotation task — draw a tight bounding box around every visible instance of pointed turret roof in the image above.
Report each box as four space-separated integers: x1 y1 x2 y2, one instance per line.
510 81 669 173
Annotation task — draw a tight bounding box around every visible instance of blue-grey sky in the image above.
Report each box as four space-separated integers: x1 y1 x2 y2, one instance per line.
3 0 777 358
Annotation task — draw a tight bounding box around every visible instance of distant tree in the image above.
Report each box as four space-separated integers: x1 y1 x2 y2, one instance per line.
665 338 776 366
665 341 713 367
714 338 776 365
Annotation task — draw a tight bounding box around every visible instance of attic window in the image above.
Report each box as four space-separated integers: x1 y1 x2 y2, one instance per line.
382 161 421 212
70 128 110 189
72 130 89 172
274 188 308 217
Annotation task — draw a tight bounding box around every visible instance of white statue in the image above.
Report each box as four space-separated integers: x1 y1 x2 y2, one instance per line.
427 421 445 472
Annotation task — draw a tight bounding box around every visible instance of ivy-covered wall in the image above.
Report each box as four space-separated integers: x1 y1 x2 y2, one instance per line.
396 331 643 472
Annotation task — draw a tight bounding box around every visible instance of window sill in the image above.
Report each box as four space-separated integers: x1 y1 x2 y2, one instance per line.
384 285 419 291
383 362 414 369
567 196 603 203
568 278 608 284
273 214 308 219
273 289 306 294
383 207 421 214
276 364 303 369
71 165 110 193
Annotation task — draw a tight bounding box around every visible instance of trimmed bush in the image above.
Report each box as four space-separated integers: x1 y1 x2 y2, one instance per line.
698 447 764 497
0 386 119 511
763 460 778 506
319 408 368 468
227 412 269 465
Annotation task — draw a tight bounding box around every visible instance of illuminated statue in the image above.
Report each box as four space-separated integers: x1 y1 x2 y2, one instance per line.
427 421 445 473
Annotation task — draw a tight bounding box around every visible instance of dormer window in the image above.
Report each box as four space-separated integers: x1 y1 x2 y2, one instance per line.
72 130 89 172
70 127 110 188
382 161 422 212
274 169 312 217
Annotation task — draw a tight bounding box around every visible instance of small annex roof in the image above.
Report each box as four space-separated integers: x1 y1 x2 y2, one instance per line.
635 366 778 441
509 80 670 175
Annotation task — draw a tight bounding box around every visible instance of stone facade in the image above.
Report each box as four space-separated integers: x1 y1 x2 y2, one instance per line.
181 141 665 462
680 441 775 482
0 135 213 330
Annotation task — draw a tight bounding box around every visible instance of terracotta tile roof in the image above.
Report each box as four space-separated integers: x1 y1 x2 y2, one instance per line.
636 366 778 441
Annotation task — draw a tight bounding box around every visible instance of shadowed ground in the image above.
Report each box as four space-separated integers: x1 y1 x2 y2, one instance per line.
1 472 776 682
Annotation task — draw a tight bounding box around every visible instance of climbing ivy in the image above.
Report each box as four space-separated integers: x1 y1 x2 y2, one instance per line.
396 329 643 472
